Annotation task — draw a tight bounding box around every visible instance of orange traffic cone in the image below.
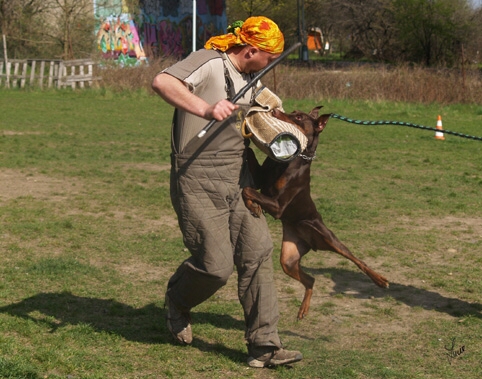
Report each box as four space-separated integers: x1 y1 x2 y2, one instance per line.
435 115 445 140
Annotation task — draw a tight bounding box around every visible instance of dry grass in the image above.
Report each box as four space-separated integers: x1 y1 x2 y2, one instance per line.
271 63 482 105
97 58 482 105
96 57 175 93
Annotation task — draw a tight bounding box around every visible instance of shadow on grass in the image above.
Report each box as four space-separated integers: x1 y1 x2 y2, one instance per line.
0 291 245 346
305 267 482 318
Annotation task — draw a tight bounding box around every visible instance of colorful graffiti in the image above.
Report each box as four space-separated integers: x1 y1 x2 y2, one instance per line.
95 0 227 64
96 16 146 65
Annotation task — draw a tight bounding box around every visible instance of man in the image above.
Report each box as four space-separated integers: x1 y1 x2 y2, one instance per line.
151 16 302 368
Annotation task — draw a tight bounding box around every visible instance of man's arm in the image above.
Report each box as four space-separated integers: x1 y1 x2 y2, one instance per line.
151 72 238 122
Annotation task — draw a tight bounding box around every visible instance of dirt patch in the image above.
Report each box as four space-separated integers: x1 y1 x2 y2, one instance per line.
122 162 171 172
0 168 179 230
399 215 482 239
1 131 44 136
0 169 81 202
0 164 172 204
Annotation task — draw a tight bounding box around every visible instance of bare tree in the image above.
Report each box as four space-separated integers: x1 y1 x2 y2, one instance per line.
0 0 52 58
0 0 97 59
46 0 96 60
325 0 399 61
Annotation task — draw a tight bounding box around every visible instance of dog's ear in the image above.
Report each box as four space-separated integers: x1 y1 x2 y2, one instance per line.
316 113 331 132
309 106 323 119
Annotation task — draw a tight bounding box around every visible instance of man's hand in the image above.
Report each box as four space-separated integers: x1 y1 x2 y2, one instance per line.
205 99 239 121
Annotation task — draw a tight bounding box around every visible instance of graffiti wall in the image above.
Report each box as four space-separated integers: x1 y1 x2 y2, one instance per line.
94 0 227 65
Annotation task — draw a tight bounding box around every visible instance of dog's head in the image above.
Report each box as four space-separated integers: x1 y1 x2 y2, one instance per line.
272 106 330 151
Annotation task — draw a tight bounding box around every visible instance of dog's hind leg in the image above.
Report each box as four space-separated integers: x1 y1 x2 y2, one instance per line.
297 219 389 289
281 224 314 320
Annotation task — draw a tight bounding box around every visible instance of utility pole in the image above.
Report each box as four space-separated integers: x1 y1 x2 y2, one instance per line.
3 34 9 88
193 0 197 52
297 0 308 61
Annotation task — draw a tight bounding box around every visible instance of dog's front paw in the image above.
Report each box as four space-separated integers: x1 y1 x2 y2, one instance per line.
242 187 263 217
246 200 262 218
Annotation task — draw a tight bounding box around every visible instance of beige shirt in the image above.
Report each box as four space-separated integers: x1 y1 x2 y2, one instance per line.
163 49 258 156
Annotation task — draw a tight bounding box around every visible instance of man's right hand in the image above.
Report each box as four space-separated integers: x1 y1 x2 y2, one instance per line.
205 99 239 121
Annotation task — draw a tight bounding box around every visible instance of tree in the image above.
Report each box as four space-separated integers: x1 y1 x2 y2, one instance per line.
393 0 473 66
327 0 399 61
0 0 52 59
290 0 480 65
0 0 97 59
466 6 482 65
47 0 96 60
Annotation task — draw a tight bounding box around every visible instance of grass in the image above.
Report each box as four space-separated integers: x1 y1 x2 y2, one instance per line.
0 88 481 378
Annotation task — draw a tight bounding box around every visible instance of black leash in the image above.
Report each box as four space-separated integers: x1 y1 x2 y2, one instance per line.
330 113 482 141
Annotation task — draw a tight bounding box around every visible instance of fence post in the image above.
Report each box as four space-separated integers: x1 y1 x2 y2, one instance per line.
12 61 20 88
29 60 36 86
57 61 65 89
39 60 45 88
20 61 27 88
48 61 55 88
79 64 85 89
70 65 76 89
88 63 93 86
6 61 11 88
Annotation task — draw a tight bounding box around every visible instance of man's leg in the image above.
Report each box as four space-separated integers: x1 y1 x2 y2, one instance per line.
231 195 303 367
166 157 238 343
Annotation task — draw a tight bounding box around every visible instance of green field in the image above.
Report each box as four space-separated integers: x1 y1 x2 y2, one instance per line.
1 89 481 378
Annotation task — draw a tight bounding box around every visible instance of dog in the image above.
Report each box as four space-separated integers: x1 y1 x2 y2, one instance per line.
242 106 389 320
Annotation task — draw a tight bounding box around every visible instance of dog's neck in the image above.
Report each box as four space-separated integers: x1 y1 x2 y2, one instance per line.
298 135 319 162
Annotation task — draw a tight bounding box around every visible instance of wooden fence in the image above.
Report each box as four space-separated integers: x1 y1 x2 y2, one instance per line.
0 59 101 89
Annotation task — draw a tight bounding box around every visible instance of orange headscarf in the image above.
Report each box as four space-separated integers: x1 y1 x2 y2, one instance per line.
204 16 284 54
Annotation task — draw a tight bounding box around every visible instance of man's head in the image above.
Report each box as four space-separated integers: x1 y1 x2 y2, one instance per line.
205 16 284 55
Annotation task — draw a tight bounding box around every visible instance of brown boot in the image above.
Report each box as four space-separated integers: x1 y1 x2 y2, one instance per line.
247 345 303 368
165 294 192 345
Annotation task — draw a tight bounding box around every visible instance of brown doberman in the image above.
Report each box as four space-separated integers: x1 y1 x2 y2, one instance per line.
242 106 389 320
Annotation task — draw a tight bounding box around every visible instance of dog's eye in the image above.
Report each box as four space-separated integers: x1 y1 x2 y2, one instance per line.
296 115 303 120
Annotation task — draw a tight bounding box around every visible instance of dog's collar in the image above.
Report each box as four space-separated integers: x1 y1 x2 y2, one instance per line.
299 152 316 161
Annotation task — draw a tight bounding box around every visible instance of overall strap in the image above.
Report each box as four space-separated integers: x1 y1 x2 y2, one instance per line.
221 53 236 100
